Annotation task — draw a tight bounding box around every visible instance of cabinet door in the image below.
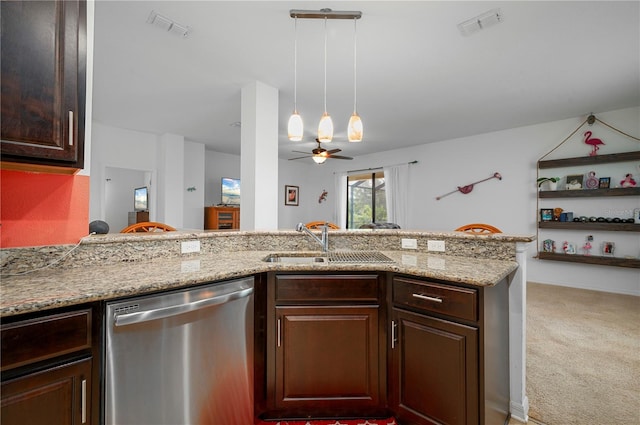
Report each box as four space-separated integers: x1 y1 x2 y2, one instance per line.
390 308 478 425
274 305 380 411
1 357 91 425
1 0 85 169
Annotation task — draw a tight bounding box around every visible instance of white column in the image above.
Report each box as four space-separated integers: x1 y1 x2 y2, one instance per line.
240 81 279 230
509 241 530 422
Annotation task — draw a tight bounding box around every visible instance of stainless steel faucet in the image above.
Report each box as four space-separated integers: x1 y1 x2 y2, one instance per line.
296 222 329 252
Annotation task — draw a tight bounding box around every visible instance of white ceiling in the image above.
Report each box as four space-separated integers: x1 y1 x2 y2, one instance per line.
92 1 640 160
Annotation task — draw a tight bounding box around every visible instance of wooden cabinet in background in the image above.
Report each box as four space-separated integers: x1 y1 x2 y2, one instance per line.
128 211 149 226
264 273 387 420
0 0 87 172
1 304 100 425
205 206 240 230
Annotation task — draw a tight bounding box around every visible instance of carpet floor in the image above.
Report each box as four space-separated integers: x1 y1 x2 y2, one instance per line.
525 282 640 425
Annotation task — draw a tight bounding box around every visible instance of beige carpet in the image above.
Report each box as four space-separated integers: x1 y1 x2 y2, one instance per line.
524 282 640 425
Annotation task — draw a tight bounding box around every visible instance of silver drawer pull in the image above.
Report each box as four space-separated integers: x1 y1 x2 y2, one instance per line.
412 293 443 303
68 111 74 146
81 379 87 423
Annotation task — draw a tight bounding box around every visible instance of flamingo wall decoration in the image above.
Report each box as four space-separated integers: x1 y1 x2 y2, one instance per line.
436 172 502 200
584 131 604 156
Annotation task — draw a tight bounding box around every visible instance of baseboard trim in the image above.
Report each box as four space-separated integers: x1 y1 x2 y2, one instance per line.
510 397 529 423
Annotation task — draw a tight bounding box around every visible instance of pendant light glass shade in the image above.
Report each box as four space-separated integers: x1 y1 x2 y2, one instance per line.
288 112 303 141
288 17 303 141
313 153 327 164
347 113 363 142
348 17 363 143
317 112 333 143
318 17 333 143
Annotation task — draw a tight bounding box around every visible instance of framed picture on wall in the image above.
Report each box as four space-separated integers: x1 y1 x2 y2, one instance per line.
285 185 299 206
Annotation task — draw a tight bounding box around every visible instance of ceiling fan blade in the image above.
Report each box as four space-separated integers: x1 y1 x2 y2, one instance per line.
292 150 311 154
288 155 312 161
326 148 342 155
328 154 353 160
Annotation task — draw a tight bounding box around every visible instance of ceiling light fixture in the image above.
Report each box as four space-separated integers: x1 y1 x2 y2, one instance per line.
147 10 190 38
347 17 363 142
289 8 363 144
287 17 303 141
312 152 328 164
457 9 503 36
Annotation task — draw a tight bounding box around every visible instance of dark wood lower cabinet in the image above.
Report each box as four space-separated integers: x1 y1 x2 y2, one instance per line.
389 275 510 425
390 308 478 425
1 358 91 425
264 273 388 419
275 305 380 410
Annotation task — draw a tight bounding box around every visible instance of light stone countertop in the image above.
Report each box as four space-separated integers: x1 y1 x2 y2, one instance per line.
0 249 519 317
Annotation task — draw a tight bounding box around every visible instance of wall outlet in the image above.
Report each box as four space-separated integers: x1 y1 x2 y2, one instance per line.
401 238 418 249
427 240 446 252
181 240 200 254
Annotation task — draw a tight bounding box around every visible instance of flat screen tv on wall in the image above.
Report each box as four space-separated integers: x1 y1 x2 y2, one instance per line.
134 186 149 211
221 177 240 206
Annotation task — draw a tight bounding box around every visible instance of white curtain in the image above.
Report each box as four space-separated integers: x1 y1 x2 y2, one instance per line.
333 171 348 228
383 164 409 228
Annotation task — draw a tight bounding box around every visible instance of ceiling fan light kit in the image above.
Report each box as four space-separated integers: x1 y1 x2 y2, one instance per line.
288 8 364 154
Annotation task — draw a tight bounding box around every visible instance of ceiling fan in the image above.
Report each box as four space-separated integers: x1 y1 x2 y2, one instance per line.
289 139 353 162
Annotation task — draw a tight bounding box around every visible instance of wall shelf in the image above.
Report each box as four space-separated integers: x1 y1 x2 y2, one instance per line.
538 221 640 232
538 151 640 169
538 187 640 198
537 252 640 269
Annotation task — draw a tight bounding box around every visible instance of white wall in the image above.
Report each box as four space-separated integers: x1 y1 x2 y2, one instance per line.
104 167 147 232
183 141 205 230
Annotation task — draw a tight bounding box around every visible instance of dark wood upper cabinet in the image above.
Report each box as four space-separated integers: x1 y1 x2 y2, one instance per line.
1 0 86 172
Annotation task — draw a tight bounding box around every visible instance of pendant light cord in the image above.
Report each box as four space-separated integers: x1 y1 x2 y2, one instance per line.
353 17 357 114
293 17 298 113
323 16 328 114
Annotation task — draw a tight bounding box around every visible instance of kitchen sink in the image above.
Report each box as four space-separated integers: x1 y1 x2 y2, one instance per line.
263 254 327 263
263 251 394 264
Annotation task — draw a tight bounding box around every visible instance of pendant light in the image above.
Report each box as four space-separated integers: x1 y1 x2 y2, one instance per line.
287 17 303 141
317 16 334 143
348 17 363 142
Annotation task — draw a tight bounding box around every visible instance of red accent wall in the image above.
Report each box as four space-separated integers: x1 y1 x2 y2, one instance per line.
1 170 90 248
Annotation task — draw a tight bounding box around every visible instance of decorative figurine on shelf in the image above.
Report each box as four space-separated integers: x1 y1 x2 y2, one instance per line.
553 207 564 221
562 241 576 255
582 235 593 256
583 131 604 156
542 239 556 253
585 171 599 189
602 241 615 256
620 173 637 188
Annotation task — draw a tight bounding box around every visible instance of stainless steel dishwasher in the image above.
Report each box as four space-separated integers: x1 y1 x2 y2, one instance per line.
104 277 254 425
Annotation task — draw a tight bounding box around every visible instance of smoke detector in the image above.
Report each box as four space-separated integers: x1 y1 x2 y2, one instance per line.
458 9 503 36
147 10 190 38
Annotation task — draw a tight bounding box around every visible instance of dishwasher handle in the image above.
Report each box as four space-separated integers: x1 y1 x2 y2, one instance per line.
114 286 254 327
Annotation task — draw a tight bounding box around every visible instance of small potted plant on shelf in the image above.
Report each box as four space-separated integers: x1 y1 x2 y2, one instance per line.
537 176 560 191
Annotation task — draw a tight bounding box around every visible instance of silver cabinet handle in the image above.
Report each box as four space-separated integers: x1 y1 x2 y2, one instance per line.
412 293 443 303
277 318 281 347
81 379 87 423
68 111 74 146
115 287 254 326
391 320 397 349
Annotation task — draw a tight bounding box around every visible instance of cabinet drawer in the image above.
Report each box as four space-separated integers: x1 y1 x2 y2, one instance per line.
393 277 477 321
276 275 380 302
1 309 92 372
